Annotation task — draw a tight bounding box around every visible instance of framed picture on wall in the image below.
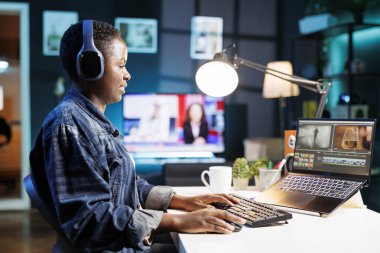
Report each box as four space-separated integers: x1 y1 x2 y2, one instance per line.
115 18 158 53
190 16 223 60
43 11 78 56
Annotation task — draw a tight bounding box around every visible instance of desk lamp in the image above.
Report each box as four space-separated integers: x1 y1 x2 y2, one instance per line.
195 44 331 118
263 61 299 134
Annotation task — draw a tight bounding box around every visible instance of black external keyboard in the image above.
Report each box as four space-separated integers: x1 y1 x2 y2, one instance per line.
211 194 292 228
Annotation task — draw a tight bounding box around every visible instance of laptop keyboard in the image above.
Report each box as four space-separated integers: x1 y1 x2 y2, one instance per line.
211 194 292 228
278 175 362 199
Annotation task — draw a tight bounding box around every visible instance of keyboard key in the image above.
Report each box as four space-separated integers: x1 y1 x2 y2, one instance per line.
279 175 361 199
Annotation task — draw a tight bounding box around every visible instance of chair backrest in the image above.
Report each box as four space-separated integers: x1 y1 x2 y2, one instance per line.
23 174 68 240
24 174 82 253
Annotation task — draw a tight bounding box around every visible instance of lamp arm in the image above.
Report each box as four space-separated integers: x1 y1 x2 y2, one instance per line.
234 56 321 90
316 81 331 118
233 56 331 118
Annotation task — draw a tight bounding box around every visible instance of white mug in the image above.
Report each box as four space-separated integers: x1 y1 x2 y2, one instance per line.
201 166 232 193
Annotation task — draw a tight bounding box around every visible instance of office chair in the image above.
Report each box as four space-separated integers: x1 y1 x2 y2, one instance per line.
23 174 80 253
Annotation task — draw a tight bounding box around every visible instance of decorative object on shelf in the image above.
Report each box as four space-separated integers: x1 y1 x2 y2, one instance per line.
300 0 336 34
299 13 337 34
303 100 317 118
334 104 369 118
349 58 366 74
232 157 250 190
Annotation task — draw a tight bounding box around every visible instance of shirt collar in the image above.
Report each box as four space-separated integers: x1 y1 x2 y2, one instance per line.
64 88 120 137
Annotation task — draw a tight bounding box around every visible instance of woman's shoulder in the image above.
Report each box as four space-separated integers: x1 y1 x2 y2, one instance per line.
201 121 208 127
183 121 191 128
43 99 90 131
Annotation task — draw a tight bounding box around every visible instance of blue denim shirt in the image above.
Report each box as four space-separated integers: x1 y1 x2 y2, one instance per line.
29 88 174 253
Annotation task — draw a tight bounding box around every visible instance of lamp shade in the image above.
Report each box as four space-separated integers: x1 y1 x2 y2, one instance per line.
262 61 300 98
195 60 239 97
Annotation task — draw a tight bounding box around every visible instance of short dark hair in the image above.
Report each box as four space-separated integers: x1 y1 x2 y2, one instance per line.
59 20 120 81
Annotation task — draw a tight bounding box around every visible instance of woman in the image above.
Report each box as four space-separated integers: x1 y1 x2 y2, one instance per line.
183 103 208 145
29 20 244 253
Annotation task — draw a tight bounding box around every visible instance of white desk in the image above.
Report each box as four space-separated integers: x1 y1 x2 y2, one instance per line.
169 187 380 253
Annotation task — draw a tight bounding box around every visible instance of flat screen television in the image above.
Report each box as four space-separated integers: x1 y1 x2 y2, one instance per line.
122 93 224 156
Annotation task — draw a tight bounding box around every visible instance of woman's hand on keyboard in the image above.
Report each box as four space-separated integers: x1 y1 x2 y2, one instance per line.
169 193 240 211
158 209 246 234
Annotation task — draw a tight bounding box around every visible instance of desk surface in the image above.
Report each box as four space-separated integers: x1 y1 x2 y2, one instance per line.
169 187 380 253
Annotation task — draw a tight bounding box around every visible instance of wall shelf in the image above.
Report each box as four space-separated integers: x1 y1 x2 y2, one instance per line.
325 73 380 80
292 22 380 118
294 23 380 40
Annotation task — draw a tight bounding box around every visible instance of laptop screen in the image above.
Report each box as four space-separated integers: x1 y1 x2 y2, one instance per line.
293 119 376 176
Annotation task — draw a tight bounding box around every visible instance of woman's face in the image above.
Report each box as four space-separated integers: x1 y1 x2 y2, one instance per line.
189 104 203 123
92 36 131 105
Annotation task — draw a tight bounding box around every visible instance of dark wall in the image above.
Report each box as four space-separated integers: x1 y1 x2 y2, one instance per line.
279 0 315 129
7 0 161 142
11 0 280 149
5 0 292 152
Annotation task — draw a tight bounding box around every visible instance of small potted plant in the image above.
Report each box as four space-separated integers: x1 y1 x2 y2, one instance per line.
232 158 250 190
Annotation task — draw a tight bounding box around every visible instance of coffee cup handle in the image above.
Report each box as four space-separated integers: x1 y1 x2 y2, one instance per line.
201 170 210 189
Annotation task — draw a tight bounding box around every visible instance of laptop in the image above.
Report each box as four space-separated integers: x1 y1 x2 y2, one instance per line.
256 118 376 216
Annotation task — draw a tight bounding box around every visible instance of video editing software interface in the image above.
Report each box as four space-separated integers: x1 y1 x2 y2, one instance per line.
294 120 375 176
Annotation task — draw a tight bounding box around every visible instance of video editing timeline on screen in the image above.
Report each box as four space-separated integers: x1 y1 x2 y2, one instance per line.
293 121 373 176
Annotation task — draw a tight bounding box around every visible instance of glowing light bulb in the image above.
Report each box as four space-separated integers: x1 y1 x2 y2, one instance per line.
196 61 239 97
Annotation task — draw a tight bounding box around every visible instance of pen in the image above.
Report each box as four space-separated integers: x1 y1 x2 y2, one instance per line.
276 158 286 171
273 160 282 170
268 161 273 170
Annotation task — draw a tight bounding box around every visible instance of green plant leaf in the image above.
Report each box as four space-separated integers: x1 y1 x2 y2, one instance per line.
232 157 250 179
248 157 270 178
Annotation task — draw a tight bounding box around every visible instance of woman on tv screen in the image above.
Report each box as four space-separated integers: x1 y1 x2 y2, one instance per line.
183 102 208 145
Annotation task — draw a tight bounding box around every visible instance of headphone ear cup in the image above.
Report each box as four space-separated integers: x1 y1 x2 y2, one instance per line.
76 20 105 81
77 51 104 80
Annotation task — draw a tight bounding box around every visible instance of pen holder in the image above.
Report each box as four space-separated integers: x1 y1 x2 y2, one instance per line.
259 168 281 191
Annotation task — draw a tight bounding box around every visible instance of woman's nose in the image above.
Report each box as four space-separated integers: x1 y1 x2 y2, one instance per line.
124 70 131 81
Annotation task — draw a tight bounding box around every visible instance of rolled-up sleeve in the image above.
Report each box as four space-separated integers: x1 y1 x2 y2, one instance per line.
127 209 163 246
144 186 175 211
